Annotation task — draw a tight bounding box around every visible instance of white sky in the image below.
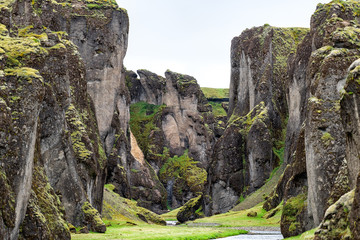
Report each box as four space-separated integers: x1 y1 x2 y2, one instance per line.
117 0 327 88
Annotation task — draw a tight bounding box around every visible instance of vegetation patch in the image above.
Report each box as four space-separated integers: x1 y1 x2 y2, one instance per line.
130 101 165 156
82 201 106 233
103 184 166 225
201 87 229 99
282 193 307 236
71 224 247 240
159 151 207 193
284 228 317 240
209 101 227 117
194 202 281 227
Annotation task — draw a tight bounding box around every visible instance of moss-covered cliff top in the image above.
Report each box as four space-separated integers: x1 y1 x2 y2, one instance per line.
201 87 229 99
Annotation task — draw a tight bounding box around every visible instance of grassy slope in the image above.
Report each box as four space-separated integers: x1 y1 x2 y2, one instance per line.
161 207 181 221
201 88 229 99
193 202 281 227
101 184 164 225
232 164 284 211
284 228 317 240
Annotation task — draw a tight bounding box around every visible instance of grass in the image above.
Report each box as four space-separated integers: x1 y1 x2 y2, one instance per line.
284 228 317 239
193 202 282 227
71 224 247 240
231 164 283 211
209 101 226 117
201 88 229 99
161 207 181 221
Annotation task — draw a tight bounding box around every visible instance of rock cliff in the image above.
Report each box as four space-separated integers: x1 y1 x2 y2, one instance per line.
0 0 129 238
125 69 215 209
206 25 308 215
260 0 360 238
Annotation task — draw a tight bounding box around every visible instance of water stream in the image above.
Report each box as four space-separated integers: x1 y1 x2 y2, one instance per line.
215 230 283 240
165 221 284 239
166 179 174 207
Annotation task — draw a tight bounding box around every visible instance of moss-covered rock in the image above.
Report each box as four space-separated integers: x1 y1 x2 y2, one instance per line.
0 0 129 237
20 166 70 239
281 193 308 238
177 195 204 223
81 201 106 233
314 190 354 240
103 184 166 225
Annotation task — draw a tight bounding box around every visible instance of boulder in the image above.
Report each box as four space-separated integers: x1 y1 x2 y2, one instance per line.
177 195 204 223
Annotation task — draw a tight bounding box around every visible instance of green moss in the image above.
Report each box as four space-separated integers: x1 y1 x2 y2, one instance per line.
282 193 307 234
332 26 360 48
129 101 166 156
0 0 15 10
81 201 106 233
103 186 166 225
0 27 49 67
229 102 269 135
208 101 226 117
4 67 43 83
24 166 70 237
159 150 207 193
85 0 118 9
104 184 115 191
65 104 94 164
177 195 204 222
321 132 335 146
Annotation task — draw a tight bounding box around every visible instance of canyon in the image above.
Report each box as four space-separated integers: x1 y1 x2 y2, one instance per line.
1 0 360 239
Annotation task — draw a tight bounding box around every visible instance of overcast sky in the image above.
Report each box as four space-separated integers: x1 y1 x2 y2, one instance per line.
117 0 326 88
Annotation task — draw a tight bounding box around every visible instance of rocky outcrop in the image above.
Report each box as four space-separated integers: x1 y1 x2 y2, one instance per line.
302 0 359 229
102 184 166 226
341 39 360 240
126 69 166 105
0 0 130 238
176 195 204 223
125 69 215 209
314 190 354 240
262 0 360 237
206 25 308 215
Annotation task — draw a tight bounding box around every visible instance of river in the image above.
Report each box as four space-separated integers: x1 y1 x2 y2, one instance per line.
215 230 283 240
165 222 284 239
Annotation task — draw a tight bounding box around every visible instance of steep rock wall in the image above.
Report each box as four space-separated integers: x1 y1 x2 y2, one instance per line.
126 69 215 209
207 25 308 215
342 54 360 239
0 0 130 238
263 1 360 237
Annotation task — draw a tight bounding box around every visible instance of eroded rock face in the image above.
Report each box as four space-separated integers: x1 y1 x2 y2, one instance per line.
314 190 354 240
126 69 215 210
207 25 308 215
264 1 360 237
342 56 360 239
162 70 215 169
304 1 360 226
0 0 129 237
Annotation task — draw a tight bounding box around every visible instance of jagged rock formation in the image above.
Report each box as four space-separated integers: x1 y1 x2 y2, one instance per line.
206 25 308 215
261 0 360 238
125 69 215 209
0 0 129 238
